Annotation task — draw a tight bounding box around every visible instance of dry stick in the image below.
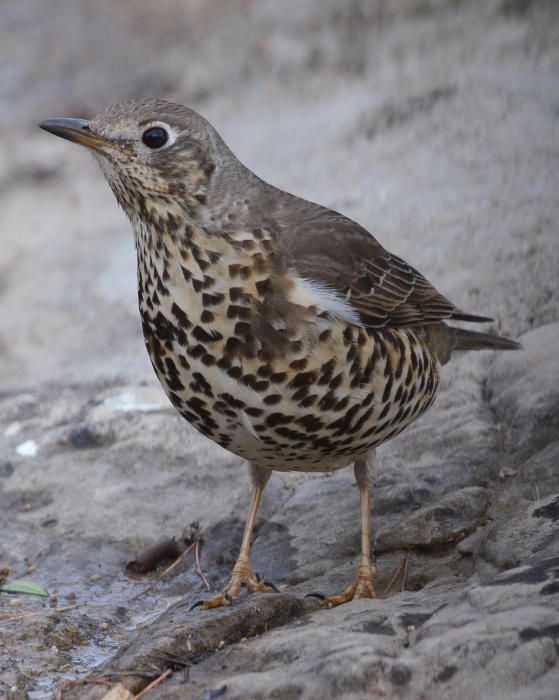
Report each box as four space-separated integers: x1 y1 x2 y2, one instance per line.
0 604 77 624
132 542 196 600
133 669 173 699
381 556 406 596
401 551 411 592
194 540 211 591
63 679 113 688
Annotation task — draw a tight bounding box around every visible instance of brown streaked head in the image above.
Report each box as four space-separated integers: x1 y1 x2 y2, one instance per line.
38 99 239 222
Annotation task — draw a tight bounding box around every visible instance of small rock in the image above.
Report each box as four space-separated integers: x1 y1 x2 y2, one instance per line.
56 421 115 449
390 663 412 685
0 461 14 478
376 487 490 552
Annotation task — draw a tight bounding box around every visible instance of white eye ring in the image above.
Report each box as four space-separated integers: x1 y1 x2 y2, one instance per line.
140 121 177 149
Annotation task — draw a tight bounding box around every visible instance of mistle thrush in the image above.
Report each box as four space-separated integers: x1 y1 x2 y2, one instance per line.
40 100 520 608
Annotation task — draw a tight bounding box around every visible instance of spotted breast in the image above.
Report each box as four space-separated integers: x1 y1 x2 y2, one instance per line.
137 219 440 473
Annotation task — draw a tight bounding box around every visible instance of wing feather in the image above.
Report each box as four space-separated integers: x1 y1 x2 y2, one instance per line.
278 201 490 329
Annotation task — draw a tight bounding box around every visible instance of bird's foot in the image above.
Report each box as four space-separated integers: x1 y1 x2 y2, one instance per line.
308 562 377 608
192 559 276 611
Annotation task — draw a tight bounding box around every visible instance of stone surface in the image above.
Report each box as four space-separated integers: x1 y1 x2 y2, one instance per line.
1 1 559 699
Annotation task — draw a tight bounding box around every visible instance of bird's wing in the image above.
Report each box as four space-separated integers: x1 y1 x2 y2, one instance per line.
279 200 490 329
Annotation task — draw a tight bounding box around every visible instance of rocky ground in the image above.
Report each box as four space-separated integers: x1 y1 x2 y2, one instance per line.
1 1 558 698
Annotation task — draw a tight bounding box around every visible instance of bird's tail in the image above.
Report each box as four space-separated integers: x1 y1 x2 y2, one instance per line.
450 327 521 352
422 324 521 365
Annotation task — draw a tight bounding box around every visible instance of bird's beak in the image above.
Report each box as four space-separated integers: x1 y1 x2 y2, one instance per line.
39 118 106 150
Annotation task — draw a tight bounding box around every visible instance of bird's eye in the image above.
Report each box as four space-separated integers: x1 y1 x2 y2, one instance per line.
141 126 169 149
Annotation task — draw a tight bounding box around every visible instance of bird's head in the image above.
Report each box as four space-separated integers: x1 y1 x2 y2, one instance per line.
39 99 236 230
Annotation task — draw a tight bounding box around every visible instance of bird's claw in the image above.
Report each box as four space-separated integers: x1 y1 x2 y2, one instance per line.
191 560 276 611
315 563 377 608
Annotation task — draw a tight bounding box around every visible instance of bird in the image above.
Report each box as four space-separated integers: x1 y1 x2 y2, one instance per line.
39 99 520 608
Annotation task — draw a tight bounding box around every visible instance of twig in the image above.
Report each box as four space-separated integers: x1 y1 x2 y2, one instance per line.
401 551 411 592
63 678 113 688
401 551 411 591
195 540 211 591
133 669 172 699
54 678 113 698
0 604 77 624
381 556 405 596
131 543 196 600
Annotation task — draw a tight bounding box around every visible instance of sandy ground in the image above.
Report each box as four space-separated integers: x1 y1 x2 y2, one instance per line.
1 1 559 698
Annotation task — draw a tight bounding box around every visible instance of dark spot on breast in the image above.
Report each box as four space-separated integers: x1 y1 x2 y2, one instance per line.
227 305 251 319
225 337 240 353
292 386 310 401
256 278 272 295
220 392 246 410
202 291 225 307
191 372 213 397
229 287 245 302
378 403 390 420
318 391 337 411
234 321 251 337
382 375 393 403
289 358 307 371
201 353 216 367
275 426 307 440
266 413 293 427
192 325 223 343
329 373 344 390
296 415 324 432
245 407 264 417
192 278 204 292
343 327 354 345
187 343 205 360
299 394 318 408
171 302 191 328
288 370 318 388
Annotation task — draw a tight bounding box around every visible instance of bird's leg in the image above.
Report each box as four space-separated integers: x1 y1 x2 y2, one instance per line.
319 453 377 607
198 464 274 610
